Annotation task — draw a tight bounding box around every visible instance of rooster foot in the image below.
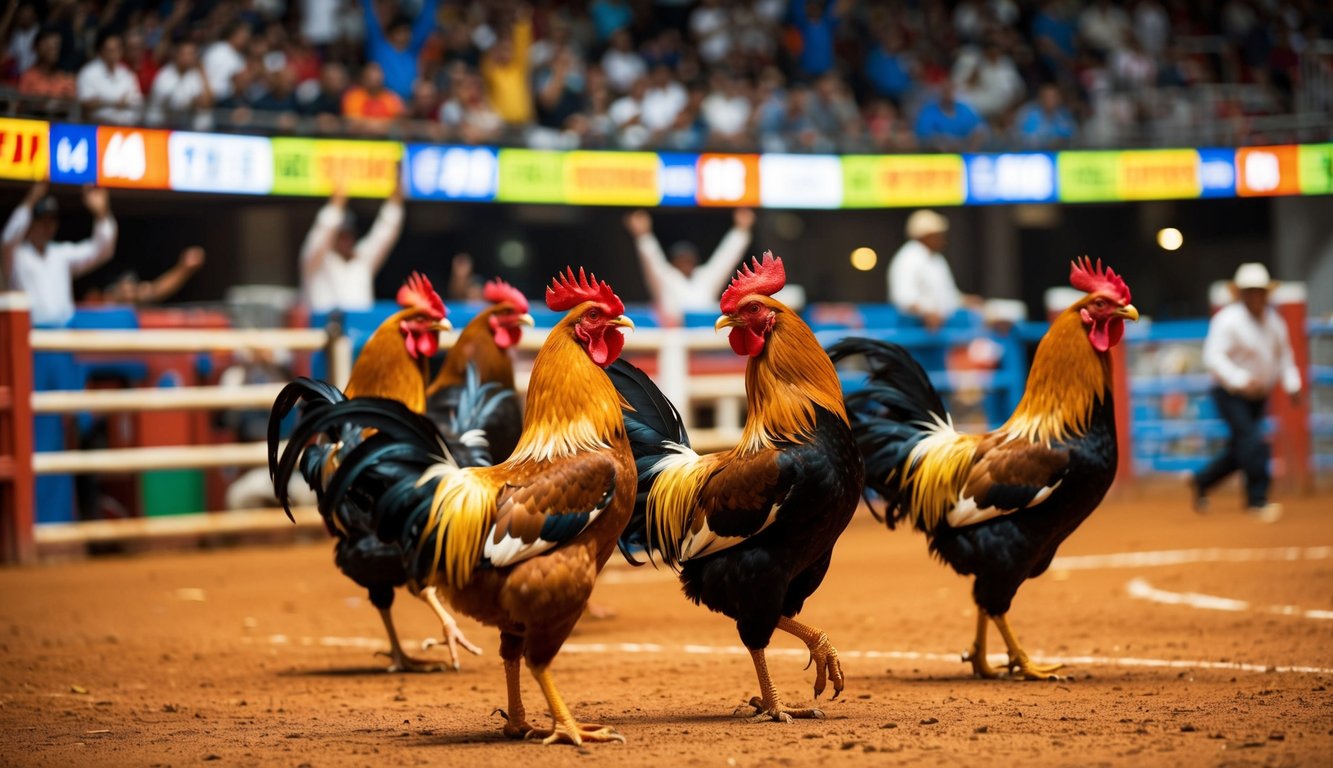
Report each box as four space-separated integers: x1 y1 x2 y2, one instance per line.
375 649 445 674
493 708 534 739
962 647 1004 680
803 634 844 700
421 629 483 672
1007 657 1067 681
745 697 825 723
525 721 626 746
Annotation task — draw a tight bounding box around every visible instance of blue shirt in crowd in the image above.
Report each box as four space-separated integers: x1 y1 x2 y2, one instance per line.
1015 102 1076 148
793 1 839 77
865 44 913 100
590 0 634 41
915 97 985 147
361 0 438 100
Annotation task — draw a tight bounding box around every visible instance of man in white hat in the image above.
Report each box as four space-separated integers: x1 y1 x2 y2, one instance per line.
300 171 404 314
887 209 970 331
1193 262 1302 522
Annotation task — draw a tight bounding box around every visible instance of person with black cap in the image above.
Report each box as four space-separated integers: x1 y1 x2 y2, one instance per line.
3 180 118 328
623 206 754 326
299 169 404 314
1192 262 1303 523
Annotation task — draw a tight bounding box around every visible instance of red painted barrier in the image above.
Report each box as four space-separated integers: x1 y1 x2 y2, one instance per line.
1272 288 1312 494
0 295 36 564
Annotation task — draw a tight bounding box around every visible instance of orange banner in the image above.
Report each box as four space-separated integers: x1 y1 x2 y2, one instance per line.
96 127 170 188
1236 146 1301 197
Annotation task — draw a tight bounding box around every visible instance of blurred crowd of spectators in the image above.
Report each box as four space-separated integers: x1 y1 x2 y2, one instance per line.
2 0 1330 152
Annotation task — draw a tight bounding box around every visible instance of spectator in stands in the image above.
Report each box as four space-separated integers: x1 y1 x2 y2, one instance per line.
641 62 688 133
84 246 206 306
76 32 143 125
203 21 251 102
439 70 502 144
253 67 302 130
1079 0 1131 55
701 70 751 148
863 98 917 151
446 252 485 301
300 171 404 314
1014 83 1076 148
534 45 586 132
3 182 117 328
792 0 848 78
590 0 634 43
299 61 349 131
887 210 966 333
1193 263 1302 523
623 206 754 326
601 28 646 94
864 26 916 105
953 39 1026 118
1031 0 1077 82
147 39 213 128
360 0 438 101
5 3 39 76
342 62 405 133
18 28 76 102
689 0 731 64
914 81 986 151
123 27 159 96
481 3 533 126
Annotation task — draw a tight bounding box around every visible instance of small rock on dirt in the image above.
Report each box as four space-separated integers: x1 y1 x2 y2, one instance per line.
920 718 939 725
1180 724 1196 732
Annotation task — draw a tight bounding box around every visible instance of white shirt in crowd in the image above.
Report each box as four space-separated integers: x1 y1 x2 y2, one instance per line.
148 65 209 124
202 41 245 100
633 227 751 324
1203 302 1302 398
76 59 143 125
300 201 403 313
952 50 1025 117
8 25 38 73
701 91 751 136
3 204 118 327
641 80 688 131
887 238 962 320
601 50 646 93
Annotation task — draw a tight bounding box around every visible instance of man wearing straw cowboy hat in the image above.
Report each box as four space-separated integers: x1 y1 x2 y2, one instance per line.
1192 262 1302 523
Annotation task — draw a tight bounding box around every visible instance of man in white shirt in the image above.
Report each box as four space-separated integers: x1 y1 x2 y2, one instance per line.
3 181 118 328
624 206 754 325
1193 263 1302 522
203 21 251 102
147 40 214 127
75 32 143 125
887 209 969 331
301 172 404 314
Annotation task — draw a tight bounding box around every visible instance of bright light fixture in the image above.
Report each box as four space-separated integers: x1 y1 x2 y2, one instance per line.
850 246 878 271
1156 227 1183 251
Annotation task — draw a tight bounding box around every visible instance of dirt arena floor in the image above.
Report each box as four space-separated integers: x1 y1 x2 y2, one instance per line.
2 486 1330 767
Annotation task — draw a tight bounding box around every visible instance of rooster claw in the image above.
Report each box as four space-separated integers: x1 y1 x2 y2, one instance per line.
806 635 844 700
745 696 824 722
374 649 445 674
421 628 483 672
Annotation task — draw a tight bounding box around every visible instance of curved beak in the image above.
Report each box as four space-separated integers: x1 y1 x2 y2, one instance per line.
610 315 635 331
1116 304 1140 322
714 314 738 332
515 313 535 327
430 319 453 332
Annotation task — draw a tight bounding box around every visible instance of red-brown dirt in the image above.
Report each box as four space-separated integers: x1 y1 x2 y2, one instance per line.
2 487 1331 767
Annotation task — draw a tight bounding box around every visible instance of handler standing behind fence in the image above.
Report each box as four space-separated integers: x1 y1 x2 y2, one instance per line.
3 181 119 523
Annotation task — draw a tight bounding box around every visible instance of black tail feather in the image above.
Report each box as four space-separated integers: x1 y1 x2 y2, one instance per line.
267 378 346 521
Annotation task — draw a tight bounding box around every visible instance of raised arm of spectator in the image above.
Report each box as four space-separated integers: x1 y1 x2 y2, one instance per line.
355 168 405 276
411 0 440 53
1 181 46 278
514 4 533 67
66 186 118 277
134 246 205 304
360 0 386 48
300 184 347 279
694 207 756 298
624 209 671 304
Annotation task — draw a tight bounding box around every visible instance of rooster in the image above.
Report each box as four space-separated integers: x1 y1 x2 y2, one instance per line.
426 278 532 461
309 268 638 746
268 273 499 672
828 257 1138 680
610 252 863 721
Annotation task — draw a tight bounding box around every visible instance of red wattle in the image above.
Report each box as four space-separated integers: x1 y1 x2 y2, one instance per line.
729 327 766 357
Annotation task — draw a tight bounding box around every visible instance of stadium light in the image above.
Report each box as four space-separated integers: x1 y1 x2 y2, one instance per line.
1156 227 1184 251
850 247 878 271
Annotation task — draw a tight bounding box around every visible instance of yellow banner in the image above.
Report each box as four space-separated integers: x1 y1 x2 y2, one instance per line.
563 151 660 206
1118 150 1200 200
844 155 965 207
272 138 401 197
0 118 50 181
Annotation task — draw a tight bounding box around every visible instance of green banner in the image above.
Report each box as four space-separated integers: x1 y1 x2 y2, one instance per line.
1057 152 1120 202
841 156 882 208
496 149 565 203
1298 144 1333 195
270 137 318 196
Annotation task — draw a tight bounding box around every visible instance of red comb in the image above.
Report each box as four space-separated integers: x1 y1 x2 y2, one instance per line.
1069 256 1131 304
720 251 786 314
545 267 624 315
396 272 446 320
482 277 529 314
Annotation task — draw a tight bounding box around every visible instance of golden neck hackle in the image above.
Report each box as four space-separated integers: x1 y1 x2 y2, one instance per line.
738 307 849 454
343 308 428 413
1001 306 1112 445
427 307 516 396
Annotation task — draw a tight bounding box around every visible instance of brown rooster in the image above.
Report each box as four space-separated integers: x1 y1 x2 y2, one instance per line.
829 257 1138 680
269 273 493 672
611 252 864 721
426 278 532 462
306 268 638 746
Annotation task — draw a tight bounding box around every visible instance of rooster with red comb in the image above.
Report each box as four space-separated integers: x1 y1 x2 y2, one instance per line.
829 257 1139 680
296 267 638 745
610 251 864 721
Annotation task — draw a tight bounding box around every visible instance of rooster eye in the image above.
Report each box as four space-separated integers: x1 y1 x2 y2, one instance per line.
1093 298 1106 309
747 302 759 313
586 309 601 321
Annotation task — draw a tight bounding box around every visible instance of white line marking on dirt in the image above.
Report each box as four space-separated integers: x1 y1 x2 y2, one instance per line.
1050 546 1332 571
260 635 1333 675
1126 577 1333 621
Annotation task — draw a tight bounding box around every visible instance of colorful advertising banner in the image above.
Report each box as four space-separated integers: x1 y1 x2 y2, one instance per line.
965 152 1057 204
168 132 274 194
48 123 97 185
696 153 761 207
564 150 660 206
657 153 699 206
495 148 564 203
404 144 498 201
1057 151 1119 202
842 154 966 208
1297 144 1333 196
1197 148 1238 198
1237 145 1302 197
759 154 843 209
271 138 401 197
1117 149 1201 200
96 127 170 188
0 118 49 181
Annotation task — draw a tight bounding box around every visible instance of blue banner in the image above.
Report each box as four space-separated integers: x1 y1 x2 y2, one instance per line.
48 123 97 185
964 152 1058 204
405 144 498 201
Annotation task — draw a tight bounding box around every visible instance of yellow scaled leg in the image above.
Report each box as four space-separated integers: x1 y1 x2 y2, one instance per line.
418 586 483 671
745 649 826 722
961 607 1003 679
992 613 1066 681
775 616 844 699
525 664 625 746
374 607 444 673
